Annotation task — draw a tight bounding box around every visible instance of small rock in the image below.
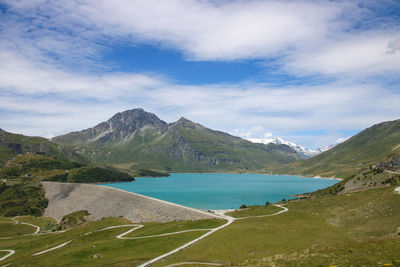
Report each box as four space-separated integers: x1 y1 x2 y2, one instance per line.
93 253 102 259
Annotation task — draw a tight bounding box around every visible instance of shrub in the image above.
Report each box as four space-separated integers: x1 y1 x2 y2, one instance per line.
240 204 247 209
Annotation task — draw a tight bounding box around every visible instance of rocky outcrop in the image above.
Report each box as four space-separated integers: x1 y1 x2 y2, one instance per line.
377 152 400 172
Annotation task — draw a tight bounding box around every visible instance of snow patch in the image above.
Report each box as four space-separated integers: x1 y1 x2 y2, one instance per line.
247 136 334 158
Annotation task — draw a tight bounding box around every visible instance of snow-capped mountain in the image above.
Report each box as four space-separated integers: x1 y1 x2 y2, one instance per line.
247 137 334 158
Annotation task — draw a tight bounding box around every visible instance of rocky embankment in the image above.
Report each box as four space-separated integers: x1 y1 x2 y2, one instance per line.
42 182 216 222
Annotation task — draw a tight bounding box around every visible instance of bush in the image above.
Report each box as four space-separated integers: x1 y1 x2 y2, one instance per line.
0 183 48 216
44 172 68 182
68 166 134 183
240 204 247 209
265 201 270 206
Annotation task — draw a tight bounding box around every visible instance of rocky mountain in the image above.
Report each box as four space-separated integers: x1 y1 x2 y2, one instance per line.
247 136 334 158
55 108 168 146
53 108 301 172
0 128 87 167
277 118 400 178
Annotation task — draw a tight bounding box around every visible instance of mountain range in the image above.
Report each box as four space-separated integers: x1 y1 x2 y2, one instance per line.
247 136 334 158
52 108 301 173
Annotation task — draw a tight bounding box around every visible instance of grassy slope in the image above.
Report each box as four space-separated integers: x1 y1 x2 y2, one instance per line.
0 129 86 167
226 205 283 218
0 187 398 266
0 217 37 237
276 119 400 178
0 217 225 266
159 186 400 266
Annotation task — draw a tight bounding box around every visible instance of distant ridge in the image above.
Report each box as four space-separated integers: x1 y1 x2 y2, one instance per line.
53 108 301 172
279 118 400 178
0 128 86 167
247 136 335 158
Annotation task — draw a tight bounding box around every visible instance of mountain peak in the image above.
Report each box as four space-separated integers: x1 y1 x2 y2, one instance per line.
52 108 168 145
107 108 166 127
177 117 192 123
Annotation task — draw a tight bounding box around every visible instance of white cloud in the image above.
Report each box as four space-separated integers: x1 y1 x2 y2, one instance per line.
232 126 272 139
5 0 399 78
1 52 399 149
336 137 350 143
287 33 400 75
71 0 341 61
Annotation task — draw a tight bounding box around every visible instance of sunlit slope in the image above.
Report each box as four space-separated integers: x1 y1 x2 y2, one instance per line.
278 119 400 178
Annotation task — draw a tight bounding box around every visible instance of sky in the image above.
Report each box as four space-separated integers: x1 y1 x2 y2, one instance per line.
0 0 400 149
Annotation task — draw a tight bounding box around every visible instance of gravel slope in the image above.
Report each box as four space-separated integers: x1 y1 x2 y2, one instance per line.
42 182 216 222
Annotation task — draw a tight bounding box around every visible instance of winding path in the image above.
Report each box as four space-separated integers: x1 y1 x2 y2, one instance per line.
0 218 42 263
138 204 288 267
0 204 288 265
32 240 72 256
165 262 223 266
0 250 15 262
11 218 40 235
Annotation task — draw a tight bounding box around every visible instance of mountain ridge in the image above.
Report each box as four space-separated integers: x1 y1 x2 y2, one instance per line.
276 118 400 178
247 136 334 158
0 128 87 167
52 108 301 172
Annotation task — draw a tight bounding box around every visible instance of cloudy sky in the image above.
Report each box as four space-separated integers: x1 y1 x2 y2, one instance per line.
0 0 399 149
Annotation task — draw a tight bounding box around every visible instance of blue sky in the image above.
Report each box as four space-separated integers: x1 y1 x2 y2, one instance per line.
0 0 400 149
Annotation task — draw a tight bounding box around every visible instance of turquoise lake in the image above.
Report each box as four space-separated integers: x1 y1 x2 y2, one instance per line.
101 173 338 210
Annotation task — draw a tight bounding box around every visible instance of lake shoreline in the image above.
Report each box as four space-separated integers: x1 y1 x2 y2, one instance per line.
164 172 343 181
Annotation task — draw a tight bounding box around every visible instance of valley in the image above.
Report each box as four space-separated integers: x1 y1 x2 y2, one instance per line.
0 110 399 266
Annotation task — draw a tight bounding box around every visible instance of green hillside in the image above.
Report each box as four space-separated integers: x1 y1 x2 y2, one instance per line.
0 128 87 167
277 119 400 178
0 153 135 217
53 109 301 173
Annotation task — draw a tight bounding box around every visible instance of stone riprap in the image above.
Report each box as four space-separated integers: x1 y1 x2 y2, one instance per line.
42 182 216 223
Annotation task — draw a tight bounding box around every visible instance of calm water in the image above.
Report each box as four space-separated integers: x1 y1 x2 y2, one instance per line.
100 173 338 210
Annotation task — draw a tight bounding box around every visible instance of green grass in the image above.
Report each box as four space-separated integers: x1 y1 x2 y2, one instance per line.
16 216 58 233
124 219 224 238
0 220 36 237
157 186 400 266
0 217 226 266
226 205 283 218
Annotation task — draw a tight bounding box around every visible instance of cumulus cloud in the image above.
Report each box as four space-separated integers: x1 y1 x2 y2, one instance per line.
2 0 399 77
287 33 400 75
232 127 273 139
